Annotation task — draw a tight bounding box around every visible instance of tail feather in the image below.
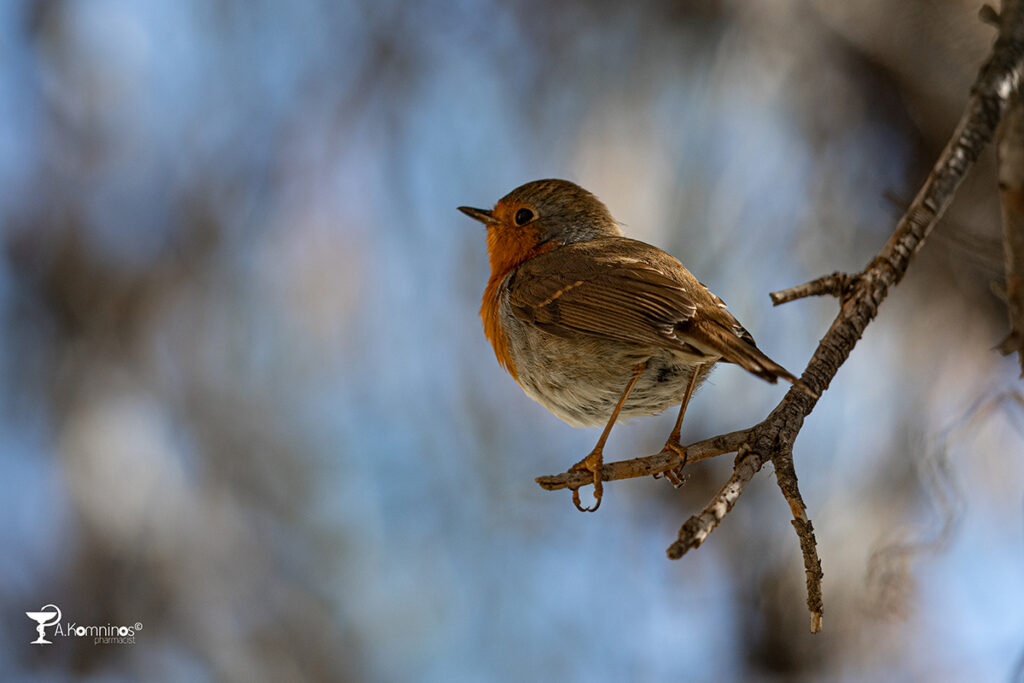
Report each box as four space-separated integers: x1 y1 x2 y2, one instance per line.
694 321 799 385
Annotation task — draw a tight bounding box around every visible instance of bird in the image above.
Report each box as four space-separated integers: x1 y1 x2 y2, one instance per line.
459 179 798 511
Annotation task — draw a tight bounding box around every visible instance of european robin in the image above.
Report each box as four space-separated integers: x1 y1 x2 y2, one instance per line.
459 179 797 511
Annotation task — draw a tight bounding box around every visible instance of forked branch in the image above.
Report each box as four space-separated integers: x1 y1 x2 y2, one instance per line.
535 0 1024 633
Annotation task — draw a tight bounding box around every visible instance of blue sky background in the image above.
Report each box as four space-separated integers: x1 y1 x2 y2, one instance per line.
0 1 1022 680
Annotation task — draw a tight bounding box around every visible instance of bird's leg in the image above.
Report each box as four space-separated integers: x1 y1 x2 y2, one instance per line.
569 360 647 512
659 366 700 474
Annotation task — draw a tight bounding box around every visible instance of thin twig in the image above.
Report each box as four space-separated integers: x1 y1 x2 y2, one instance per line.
666 446 762 559
535 429 749 491
772 451 823 633
770 272 853 305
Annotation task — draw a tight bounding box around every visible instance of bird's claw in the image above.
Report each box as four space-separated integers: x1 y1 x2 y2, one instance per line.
660 439 688 466
568 450 604 512
656 440 689 489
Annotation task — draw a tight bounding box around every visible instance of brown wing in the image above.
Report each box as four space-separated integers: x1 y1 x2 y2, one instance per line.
507 240 708 355
508 238 799 384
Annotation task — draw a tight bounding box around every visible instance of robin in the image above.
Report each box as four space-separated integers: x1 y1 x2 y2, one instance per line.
459 179 798 512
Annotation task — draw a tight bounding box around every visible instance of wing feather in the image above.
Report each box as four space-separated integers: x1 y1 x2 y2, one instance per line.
508 245 699 350
506 238 799 384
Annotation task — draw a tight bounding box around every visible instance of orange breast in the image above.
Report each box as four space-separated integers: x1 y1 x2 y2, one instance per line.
479 228 558 381
480 277 517 379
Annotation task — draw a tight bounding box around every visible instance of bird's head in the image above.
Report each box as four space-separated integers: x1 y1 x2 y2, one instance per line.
459 178 621 279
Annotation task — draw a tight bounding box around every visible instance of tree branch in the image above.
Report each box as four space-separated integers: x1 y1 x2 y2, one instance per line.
997 96 1024 376
769 272 853 305
535 429 750 491
666 445 762 559
535 0 1024 632
772 451 823 633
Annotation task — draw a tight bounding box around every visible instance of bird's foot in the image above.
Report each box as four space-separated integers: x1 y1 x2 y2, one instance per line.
656 438 689 489
568 448 604 512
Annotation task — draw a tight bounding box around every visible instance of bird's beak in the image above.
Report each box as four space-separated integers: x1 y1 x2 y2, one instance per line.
458 206 498 225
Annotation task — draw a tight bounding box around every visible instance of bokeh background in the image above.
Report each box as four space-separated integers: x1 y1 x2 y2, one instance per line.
1 0 1023 680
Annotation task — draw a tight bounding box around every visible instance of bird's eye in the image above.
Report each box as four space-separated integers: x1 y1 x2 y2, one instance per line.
514 208 535 226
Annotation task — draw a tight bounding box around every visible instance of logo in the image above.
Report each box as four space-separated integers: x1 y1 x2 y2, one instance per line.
25 604 61 645
25 604 142 646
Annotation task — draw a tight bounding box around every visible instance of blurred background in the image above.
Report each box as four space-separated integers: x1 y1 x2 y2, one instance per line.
1 0 1022 680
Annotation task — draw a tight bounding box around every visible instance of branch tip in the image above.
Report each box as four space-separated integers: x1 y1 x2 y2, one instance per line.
770 272 853 306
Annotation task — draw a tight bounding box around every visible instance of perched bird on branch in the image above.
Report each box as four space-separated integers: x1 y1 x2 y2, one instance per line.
460 179 797 511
